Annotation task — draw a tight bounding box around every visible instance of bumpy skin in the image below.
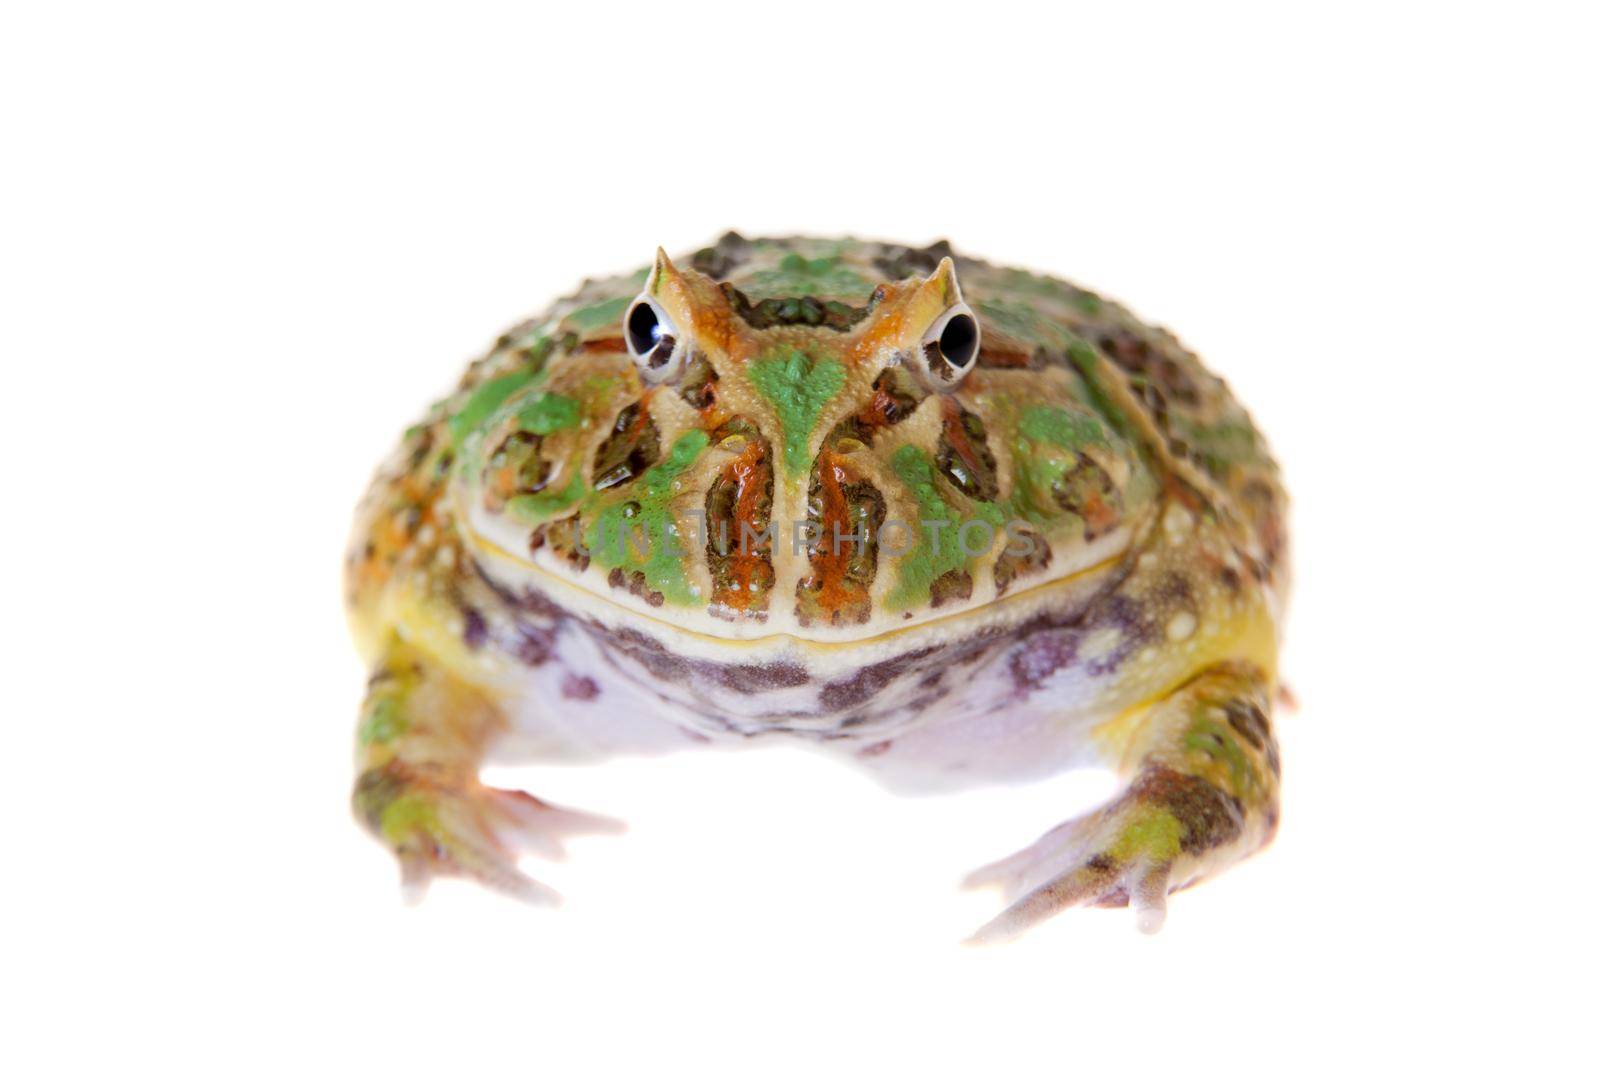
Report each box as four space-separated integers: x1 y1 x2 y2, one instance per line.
345 234 1288 937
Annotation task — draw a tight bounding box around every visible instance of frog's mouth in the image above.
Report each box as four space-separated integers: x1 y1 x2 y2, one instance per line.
469 512 1133 656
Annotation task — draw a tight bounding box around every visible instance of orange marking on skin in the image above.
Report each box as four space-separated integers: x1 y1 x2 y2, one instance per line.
1081 491 1119 537
856 376 904 432
718 438 772 613
940 397 985 481
491 465 517 500
808 448 867 616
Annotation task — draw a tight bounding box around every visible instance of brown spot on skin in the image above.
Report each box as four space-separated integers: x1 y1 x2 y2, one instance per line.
1010 629 1081 687
819 648 936 712
689 231 752 279
928 569 973 609
509 623 552 666
529 515 589 572
993 525 1052 596
560 674 600 701
872 239 955 280
975 342 1037 369
351 767 410 833
591 401 660 491
461 607 488 650
1224 700 1266 750
858 740 893 758
1091 327 1200 405
854 370 918 434
936 398 999 501
1126 766 1245 855
1053 454 1123 542
697 659 810 694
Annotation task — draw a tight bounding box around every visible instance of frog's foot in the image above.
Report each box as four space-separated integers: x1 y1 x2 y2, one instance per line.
964 662 1281 943
354 762 624 905
964 766 1241 941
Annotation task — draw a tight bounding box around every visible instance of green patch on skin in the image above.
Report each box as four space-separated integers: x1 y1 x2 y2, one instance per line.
1172 414 1263 474
449 369 539 446
975 298 1077 350
566 295 632 332
1109 807 1184 864
748 348 847 477
508 471 587 521
1067 342 1135 438
583 429 709 605
515 391 581 435
885 445 973 612
357 696 406 746
1019 404 1107 451
982 274 1105 318
1185 719 1257 797
1008 446 1075 526
379 793 440 844
749 253 872 299
1008 405 1111 524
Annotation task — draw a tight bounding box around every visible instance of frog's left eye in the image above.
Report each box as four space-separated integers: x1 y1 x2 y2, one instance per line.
919 303 982 387
623 296 683 382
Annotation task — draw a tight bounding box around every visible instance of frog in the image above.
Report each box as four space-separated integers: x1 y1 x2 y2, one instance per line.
344 233 1289 940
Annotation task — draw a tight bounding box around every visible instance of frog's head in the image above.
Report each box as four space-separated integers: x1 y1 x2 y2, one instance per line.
626 245 981 476
455 237 1151 638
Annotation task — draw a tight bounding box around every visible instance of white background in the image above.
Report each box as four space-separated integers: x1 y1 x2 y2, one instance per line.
5 2 1596 1063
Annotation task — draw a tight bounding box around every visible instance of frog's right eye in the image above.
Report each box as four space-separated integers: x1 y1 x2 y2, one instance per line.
624 296 682 381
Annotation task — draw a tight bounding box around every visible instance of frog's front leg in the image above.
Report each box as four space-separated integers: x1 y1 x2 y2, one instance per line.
966 661 1280 941
351 636 622 904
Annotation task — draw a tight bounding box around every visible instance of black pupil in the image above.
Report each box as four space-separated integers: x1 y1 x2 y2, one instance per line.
939 313 978 367
627 301 664 356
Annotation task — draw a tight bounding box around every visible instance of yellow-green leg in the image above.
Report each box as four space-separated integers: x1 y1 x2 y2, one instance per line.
966 661 1281 941
352 637 621 904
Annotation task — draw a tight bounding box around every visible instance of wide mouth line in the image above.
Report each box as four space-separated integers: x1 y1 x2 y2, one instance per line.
467 522 1126 652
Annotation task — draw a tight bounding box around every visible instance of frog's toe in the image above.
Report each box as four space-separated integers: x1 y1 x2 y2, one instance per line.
356 765 622 906
960 816 1096 899
480 788 626 861
965 854 1127 945
964 801 1186 944
1130 860 1174 934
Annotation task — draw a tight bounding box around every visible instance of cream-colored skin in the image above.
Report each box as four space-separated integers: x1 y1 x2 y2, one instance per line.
345 234 1289 938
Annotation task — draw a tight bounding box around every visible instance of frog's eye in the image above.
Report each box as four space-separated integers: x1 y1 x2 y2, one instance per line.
624 296 685 382
919 303 981 387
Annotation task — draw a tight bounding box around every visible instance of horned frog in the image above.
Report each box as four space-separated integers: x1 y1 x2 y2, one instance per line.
345 233 1289 939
